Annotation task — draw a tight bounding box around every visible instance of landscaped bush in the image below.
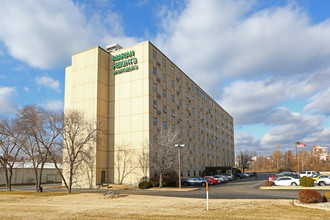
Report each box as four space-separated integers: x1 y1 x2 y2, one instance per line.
150 180 160 187
299 177 314 187
138 181 152 189
323 191 330 202
264 181 275 186
298 190 322 203
163 181 177 187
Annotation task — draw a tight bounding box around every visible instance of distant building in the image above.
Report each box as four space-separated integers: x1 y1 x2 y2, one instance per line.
312 145 328 161
0 162 62 185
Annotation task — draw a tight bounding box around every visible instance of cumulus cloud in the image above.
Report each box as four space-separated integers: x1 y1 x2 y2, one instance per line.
235 132 261 153
155 0 330 98
304 88 330 115
0 0 137 69
43 100 64 112
261 108 324 148
36 76 60 91
0 87 17 115
219 79 296 125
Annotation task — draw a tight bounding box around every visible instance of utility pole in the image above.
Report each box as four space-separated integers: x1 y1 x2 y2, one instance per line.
175 144 185 189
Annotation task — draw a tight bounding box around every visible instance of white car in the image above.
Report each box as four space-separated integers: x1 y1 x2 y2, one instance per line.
316 176 330 186
273 176 300 186
299 170 318 178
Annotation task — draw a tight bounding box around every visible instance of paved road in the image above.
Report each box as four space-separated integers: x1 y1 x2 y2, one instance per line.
115 174 329 199
2 174 329 199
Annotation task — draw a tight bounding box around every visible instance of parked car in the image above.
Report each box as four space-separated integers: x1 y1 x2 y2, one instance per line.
299 170 319 178
234 173 243 179
219 173 234 180
268 174 285 181
316 176 330 186
242 173 250 178
313 174 329 181
246 172 255 176
213 175 226 183
181 176 207 186
273 176 300 186
203 176 218 185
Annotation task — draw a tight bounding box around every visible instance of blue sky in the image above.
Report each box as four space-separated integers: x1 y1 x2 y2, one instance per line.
1 0 330 155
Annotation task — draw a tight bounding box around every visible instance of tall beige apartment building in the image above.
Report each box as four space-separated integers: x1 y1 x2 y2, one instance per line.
64 41 234 187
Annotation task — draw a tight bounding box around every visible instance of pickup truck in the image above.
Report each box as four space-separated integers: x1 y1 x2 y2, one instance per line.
181 176 207 186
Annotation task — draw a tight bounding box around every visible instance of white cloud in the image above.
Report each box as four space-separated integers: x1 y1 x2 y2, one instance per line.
260 108 324 148
0 87 17 115
44 100 64 112
304 88 330 115
155 1 330 98
0 0 138 69
23 87 30 92
235 132 261 153
220 79 295 125
36 76 60 91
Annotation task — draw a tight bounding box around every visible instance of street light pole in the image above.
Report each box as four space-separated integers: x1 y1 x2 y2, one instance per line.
175 143 185 189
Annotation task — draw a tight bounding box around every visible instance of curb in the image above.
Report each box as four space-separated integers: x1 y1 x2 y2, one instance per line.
293 199 330 211
260 186 330 190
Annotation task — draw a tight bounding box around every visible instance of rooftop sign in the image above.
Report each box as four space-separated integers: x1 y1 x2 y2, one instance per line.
112 50 138 75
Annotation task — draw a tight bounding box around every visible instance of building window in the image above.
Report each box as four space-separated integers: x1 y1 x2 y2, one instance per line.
179 114 182 121
186 79 188 86
163 105 167 113
179 86 181 93
153 67 157 76
163 74 166 82
178 73 181 80
153 100 157 108
171 124 175 132
187 144 190 150
186 92 189 98
153 50 157 59
171 80 174 88
188 170 190 177
192 96 194 102
153 117 157 126
171 95 175 103
192 108 194 114
163 89 166 98
191 84 194 91
198 112 200 118
187 130 189 137
162 58 166 67
179 99 182 107
153 135 157 142
171 66 174 73
153 83 157 92
171 109 175 117
163 121 167 129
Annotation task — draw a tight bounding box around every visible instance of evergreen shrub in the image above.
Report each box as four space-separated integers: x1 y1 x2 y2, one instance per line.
323 191 330 202
299 177 314 187
298 190 322 203
138 181 152 189
150 181 160 187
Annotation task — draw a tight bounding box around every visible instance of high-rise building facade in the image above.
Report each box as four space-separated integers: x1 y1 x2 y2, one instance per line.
64 41 234 187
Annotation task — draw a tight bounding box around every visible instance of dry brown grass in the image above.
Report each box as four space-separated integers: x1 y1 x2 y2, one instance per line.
0 191 328 219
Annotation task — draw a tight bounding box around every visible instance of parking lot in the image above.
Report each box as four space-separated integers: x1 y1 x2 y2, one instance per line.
3 173 329 200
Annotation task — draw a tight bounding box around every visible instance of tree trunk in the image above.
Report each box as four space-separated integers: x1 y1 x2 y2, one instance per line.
159 173 163 188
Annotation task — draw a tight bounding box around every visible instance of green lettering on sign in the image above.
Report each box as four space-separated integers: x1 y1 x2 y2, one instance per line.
112 50 139 75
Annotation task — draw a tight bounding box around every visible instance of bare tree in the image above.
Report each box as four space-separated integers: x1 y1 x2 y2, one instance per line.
114 144 136 184
271 145 282 172
236 150 255 173
149 128 180 188
61 110 98 193
17 105 50 192
0 118 24 191
137 142 149 182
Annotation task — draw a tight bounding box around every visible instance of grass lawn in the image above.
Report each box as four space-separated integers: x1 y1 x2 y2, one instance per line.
0 191 328 219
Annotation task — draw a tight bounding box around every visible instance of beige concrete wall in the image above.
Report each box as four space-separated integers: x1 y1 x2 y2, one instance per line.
64 46 109 188
109 41 150 184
